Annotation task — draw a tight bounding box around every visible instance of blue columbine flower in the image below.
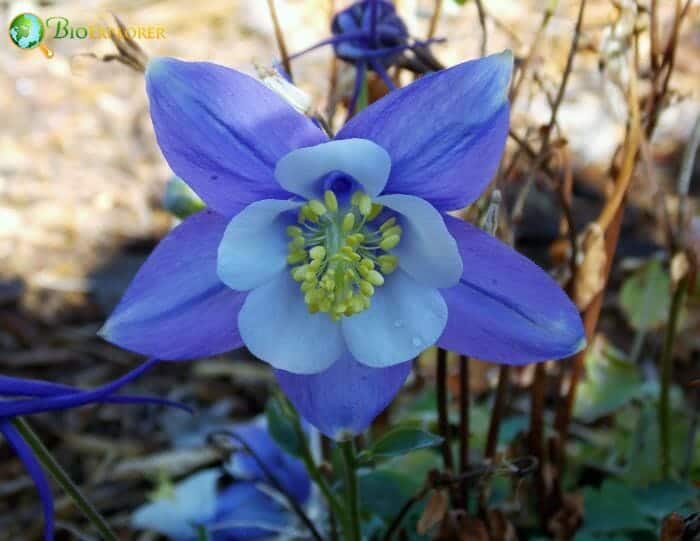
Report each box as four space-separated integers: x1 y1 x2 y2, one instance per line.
0 359 185 541
290 0 444 114
132 422 311 540
100 51 585 439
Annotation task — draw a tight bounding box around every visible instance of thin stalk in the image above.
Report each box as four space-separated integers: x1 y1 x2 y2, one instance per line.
530 363 548 527
659 275 688 478
484 366 510 460
340 440 361 541
436 349 453 473
426 0 443 40
196 525 212 541
682 389 700 479
298 431 346 522
473 0 487 56
12 417 118 541
458 356 470 509
478 365 510 513
266 0 292 78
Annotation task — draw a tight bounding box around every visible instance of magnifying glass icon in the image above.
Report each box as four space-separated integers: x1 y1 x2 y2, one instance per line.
9 13 54 59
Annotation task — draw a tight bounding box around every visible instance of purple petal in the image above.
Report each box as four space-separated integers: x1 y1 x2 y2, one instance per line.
213 482 290 539
0 420 54 541
226 424 311 504
146 57 327 217
275 351 411 439
100 210 245 361
337 52 512 211
438 217 585 364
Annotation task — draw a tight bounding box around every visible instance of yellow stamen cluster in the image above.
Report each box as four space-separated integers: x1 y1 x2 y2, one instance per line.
287 190 401 320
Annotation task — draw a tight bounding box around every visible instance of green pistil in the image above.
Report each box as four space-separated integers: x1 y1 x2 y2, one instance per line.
287 189 400 320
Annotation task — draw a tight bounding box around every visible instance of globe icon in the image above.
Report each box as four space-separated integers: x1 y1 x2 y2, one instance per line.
9 13 45 50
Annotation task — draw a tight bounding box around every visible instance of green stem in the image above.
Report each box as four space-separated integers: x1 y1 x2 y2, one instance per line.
292 412 345 514
659 275 688 478
12 417 118 541
340 440 361 541
196 525 212 541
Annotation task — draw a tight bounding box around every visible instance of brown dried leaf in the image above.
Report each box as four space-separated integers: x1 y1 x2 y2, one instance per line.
671 252 691 287
660 512 684 541
574 223 607 310
433 510 490 541
418 489 449 535
486 509 519 541
547 492 584 540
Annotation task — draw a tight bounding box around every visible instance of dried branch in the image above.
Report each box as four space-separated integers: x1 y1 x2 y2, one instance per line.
266 0 293 79
427 0 443 40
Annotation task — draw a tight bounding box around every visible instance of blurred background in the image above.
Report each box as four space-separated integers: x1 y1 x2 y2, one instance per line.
0 0 699 539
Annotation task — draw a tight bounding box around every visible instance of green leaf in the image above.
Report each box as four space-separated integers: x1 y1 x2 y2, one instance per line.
574 343 645 422
635 481 699 520
162 176 205 219
358 469 420 518
265 395 303 458
580 480 653 535
356 68 369 113
367 427 443 459
619 259 670 331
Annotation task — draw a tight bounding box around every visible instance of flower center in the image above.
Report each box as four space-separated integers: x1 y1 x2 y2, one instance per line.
287 189 401 320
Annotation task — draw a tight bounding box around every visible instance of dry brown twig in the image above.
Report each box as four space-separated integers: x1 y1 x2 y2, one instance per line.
266 0 293 79
72 14 149 72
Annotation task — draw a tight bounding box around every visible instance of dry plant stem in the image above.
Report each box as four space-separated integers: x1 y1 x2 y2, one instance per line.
436 349 454 474
645 0 691 138
554 205 625 439
325 0 338 131
478 364 510 514
659 275 689 478
677 115 700 243
529 363 548 526
12 417 119 541
555 50 641 454
458 356 471 509
508 2 557 104
541 0 586 152
557 149 578 280
266 0 292 79
474 0 487 56
383 468 511 540
598 76 641 231
511 0 584 240
484 366 511 461
427 0 443 40
650 0 659 72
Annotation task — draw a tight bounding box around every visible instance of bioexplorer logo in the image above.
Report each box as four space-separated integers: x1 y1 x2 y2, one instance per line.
8 13 53 57
8 13 165 58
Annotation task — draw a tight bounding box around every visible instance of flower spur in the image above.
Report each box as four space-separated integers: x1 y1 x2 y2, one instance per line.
0 359 186 540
